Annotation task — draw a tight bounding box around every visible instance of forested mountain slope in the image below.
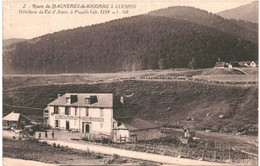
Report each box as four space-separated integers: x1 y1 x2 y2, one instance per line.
3 7 258 74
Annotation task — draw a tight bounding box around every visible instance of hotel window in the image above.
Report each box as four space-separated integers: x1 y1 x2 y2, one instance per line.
65 106 70 115
44 110 48 113
54 106 59 114
55 120 59 127
100 108 104 117
100 123 103 128
85 98 90 104
86 108 89 116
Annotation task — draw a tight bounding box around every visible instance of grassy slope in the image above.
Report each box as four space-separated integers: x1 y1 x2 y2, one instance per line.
217 1 258 23
3 79 258 135
3 138 158 165
2 68 256 88
3 138 102 165
148 6 258 41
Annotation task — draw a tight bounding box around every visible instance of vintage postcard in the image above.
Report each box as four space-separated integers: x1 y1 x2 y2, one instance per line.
2 0 258 165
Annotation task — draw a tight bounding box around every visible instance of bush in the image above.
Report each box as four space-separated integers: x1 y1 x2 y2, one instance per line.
40 141 48 146
94 154 104 159
53 143 56 148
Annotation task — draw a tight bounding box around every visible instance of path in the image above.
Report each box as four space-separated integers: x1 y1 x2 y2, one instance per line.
39 139 228 166
2 130 237 165
233 67 248 75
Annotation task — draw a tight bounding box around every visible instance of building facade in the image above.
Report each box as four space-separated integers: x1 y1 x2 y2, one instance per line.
44 93 113 136
44 93 161 142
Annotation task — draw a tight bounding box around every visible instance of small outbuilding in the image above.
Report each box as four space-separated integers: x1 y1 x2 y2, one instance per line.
3 111 30 129
214 62 227 68
183 127 195 138
113 117 161 143
250 61 257 68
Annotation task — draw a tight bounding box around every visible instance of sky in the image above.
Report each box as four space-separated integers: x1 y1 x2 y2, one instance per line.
2 0 255 39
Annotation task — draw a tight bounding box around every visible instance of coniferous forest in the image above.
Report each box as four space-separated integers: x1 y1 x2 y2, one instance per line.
3 7 258 74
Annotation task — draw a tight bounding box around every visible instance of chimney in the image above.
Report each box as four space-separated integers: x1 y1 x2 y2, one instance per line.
58 94 61 98
120 96 124 104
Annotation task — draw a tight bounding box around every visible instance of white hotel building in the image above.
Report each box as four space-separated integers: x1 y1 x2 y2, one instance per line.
43 93 160 142
44 93 113 136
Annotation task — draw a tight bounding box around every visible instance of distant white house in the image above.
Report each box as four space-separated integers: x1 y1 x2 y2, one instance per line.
250 61 257 68
238 61 257 68
215 61 257 69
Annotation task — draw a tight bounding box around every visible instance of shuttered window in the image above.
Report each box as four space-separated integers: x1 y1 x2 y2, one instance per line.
65 107 70 115
54 106 59 114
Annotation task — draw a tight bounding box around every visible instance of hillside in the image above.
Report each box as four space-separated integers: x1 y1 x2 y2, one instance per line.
218 1 258 23
3 38 26 46
3 7 258 74
148 6 258 42
3 80 258 135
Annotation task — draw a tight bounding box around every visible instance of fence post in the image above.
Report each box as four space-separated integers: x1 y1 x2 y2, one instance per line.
214 140 217 161
246 147 248 163
205 142 208 160
187 148 190 158
202 148 204 159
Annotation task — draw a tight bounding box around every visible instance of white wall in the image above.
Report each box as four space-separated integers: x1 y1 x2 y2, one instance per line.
49 106 55 127
79 107 113 135
48 106 113 135
116 129 129 140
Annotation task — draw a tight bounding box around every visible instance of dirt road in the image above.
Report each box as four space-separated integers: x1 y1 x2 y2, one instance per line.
2 130 238 165
39 139 228 166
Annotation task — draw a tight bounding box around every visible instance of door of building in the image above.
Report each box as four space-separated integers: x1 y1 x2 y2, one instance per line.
85 124 89 133
130 134 137 142
82 122 90 133
66 121 69 130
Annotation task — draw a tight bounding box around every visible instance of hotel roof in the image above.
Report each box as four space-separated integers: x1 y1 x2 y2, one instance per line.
48 93 113 108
